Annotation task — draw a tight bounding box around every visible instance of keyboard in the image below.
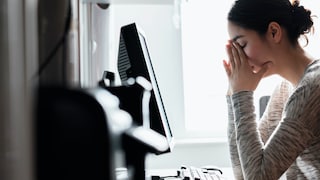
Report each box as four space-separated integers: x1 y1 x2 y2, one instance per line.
178 166 224 180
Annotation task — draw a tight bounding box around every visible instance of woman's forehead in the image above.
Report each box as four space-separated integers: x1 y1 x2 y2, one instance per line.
228 21 259 40
227 22 246 39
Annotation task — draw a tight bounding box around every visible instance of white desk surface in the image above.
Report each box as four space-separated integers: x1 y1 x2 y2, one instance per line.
147 167 234 180
116 167 234 180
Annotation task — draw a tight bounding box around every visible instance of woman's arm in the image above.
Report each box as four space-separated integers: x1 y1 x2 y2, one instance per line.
258 80 292 143
226 96 244 180
226 80 290 180
232 85 319 179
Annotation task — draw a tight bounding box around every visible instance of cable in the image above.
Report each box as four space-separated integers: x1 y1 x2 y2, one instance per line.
35 1 72 80
151 175 179 180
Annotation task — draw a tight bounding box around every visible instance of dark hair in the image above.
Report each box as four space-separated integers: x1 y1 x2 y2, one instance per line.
228 0 314 45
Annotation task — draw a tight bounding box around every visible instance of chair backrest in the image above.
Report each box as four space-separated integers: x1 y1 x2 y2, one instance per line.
35 86 116 180
259 95 270 118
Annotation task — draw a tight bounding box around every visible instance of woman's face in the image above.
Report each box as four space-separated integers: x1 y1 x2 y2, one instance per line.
227 21 273 74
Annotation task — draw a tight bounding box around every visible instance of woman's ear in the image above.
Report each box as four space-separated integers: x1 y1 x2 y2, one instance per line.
268 22 282 43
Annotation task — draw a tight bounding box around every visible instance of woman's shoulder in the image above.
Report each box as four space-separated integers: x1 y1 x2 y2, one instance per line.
299 59 320 89
305 59 320 74
285 60 320 108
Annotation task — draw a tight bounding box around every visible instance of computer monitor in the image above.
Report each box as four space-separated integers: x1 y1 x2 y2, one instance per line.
117 23 174 153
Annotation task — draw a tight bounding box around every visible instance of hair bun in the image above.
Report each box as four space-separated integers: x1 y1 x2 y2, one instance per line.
291 1 313 36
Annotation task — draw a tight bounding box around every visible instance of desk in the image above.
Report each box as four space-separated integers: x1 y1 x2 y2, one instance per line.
146 167 234 180
116 167 234 180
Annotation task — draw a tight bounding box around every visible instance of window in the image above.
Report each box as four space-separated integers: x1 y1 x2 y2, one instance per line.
180 0 320 140
181 0 232 139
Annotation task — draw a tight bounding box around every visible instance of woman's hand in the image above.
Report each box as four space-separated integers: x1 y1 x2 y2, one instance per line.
223 41 272 95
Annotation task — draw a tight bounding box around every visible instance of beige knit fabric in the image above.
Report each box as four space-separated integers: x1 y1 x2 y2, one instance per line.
227 60 320 179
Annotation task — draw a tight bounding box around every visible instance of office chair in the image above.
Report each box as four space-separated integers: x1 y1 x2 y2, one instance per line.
259 95 270 118
35 86 131 180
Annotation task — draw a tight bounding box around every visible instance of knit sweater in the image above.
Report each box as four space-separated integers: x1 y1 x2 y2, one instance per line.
227 60 320 180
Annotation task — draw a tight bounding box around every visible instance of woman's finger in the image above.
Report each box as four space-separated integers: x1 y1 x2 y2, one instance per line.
226 43 235 70
223 60 231 76
233 42 248 66
231 42 241 68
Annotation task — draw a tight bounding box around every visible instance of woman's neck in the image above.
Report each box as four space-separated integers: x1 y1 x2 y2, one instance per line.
277 45 314 87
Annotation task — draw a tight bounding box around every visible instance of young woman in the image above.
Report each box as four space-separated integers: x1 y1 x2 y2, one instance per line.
223 0 320 179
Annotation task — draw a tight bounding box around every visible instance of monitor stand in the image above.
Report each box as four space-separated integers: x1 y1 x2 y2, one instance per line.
122 126 169 180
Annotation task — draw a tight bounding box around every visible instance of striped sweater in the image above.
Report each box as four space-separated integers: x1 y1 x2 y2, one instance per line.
227 60 320 180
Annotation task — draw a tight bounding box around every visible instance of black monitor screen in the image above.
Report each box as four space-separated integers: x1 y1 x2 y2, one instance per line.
117 23 174 153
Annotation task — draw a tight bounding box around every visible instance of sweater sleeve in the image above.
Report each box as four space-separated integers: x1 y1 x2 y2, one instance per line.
226 96 244 180
231 84 319 179
227 81 291 180
258 80 292 143
227 81 289 180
